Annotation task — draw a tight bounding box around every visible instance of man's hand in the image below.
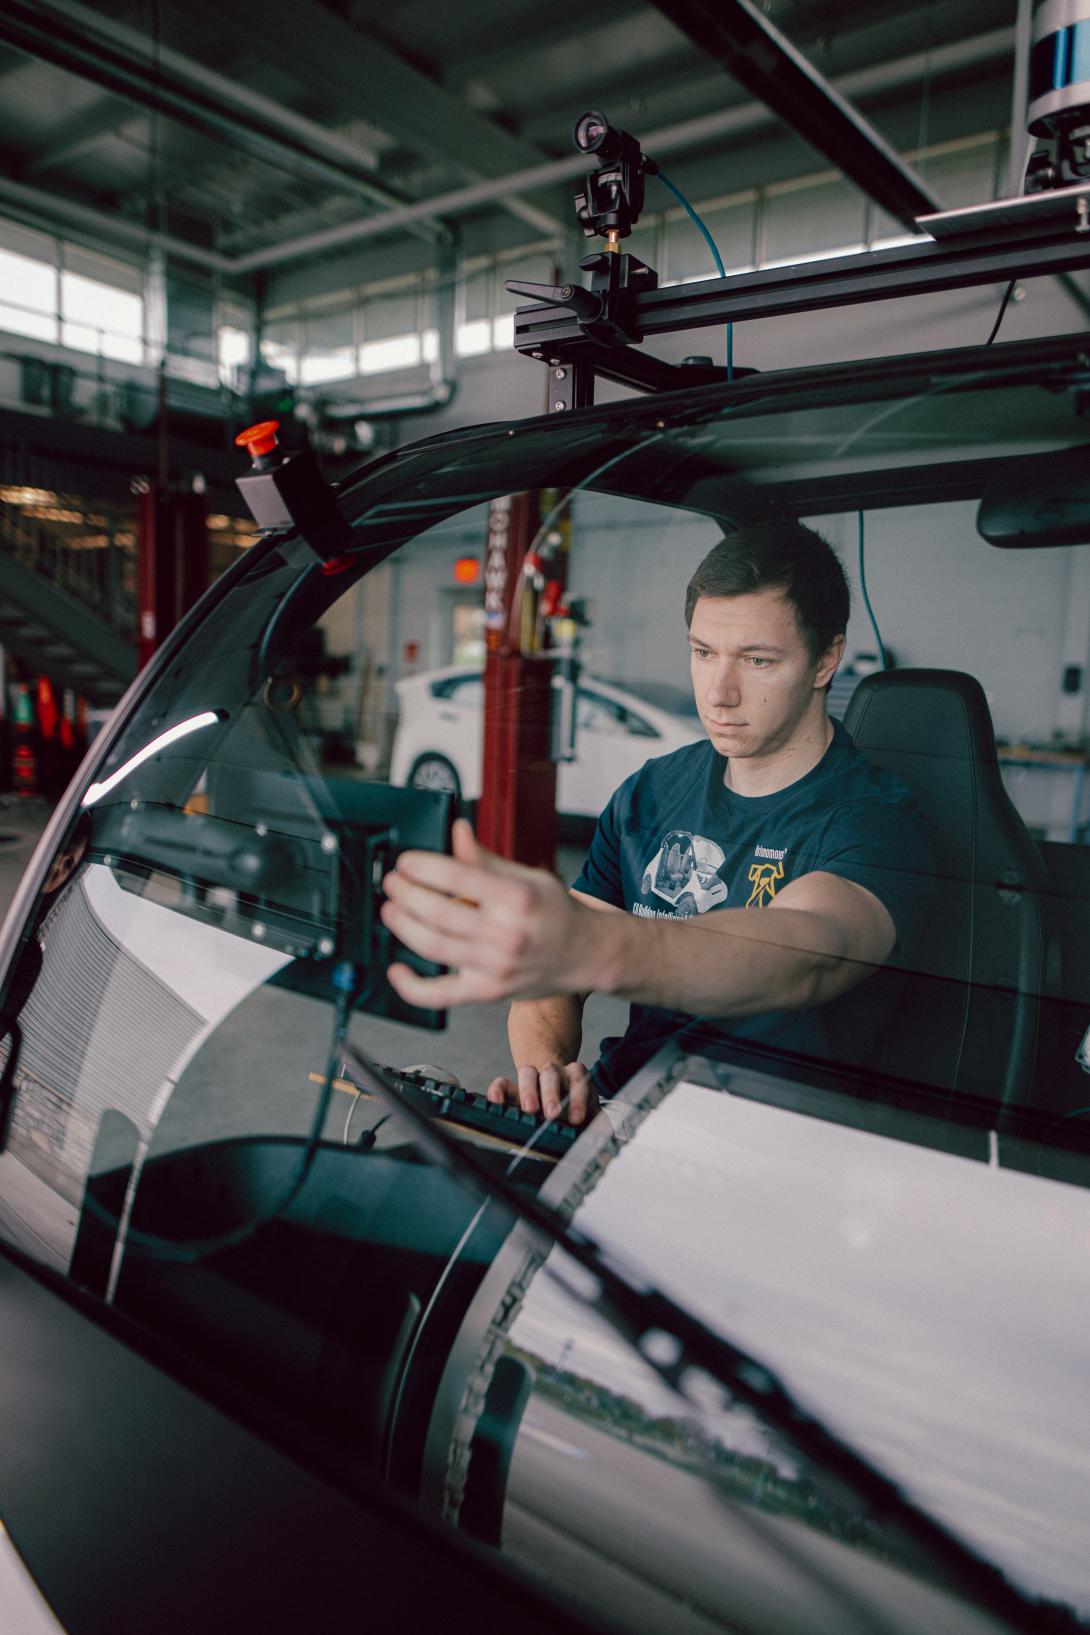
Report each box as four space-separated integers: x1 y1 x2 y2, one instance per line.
486 1061 599 1127
381 818 608 1008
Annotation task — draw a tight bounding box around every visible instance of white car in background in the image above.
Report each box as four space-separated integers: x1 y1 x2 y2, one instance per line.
389 666 705 818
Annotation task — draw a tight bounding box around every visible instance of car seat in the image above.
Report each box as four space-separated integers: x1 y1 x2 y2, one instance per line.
843 668 1054 1108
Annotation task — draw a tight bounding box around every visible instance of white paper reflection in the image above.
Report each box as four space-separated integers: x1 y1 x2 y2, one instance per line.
0 865 291 1272
536 1078 1090 1618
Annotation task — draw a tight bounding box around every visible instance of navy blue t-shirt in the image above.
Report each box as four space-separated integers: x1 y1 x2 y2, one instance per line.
572 719 934 1093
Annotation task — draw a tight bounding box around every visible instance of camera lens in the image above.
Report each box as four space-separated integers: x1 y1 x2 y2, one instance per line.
574 111 611 154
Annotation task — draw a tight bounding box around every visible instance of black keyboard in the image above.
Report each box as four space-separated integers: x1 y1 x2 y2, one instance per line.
362 1066 584 1163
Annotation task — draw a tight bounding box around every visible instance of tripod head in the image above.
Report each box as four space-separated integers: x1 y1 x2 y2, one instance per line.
573 110 656 247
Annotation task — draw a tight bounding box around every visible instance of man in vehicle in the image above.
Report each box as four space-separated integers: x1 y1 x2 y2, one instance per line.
381 520 934 1124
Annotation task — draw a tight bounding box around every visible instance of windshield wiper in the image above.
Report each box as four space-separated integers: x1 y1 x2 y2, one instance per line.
342 1041 1053 1635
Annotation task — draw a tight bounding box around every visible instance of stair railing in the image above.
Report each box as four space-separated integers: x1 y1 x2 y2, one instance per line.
0 440 137 641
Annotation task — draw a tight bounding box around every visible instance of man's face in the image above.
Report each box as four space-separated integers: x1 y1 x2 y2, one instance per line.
687 588 843 762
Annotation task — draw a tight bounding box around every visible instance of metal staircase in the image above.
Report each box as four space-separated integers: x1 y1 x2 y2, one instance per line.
0 444 138 706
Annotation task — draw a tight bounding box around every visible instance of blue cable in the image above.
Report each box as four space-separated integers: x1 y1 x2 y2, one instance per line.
655 170 726 276
857 511 888 669
655 168 733 379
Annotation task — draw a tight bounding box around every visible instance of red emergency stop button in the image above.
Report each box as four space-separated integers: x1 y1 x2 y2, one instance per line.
235 419 280 459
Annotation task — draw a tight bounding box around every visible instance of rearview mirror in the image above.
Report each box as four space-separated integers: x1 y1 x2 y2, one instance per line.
977 444 1090 549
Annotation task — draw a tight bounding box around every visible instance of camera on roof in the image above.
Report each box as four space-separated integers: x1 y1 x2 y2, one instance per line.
574 111 623 160
572 110 650 240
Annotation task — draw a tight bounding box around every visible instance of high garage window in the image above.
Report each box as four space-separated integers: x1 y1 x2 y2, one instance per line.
59 245 144 365
0 223 59 344
0 247 58 344
299 306 357 386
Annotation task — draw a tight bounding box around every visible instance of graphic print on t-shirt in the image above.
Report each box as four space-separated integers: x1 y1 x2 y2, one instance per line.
639 829 727 917
746 858 784 906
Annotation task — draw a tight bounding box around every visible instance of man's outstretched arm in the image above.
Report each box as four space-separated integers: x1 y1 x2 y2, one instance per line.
382 819 894 1021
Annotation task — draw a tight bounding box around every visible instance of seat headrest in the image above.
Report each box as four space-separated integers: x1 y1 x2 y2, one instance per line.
843 668 999 767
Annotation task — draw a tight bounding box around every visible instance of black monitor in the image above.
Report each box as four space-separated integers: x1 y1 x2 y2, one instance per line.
89 773 454 1030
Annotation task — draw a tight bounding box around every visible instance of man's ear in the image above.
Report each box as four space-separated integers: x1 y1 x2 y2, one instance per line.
815 633 846 689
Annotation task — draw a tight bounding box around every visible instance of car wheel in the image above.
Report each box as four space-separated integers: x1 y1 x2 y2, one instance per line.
409 754 462 799
676 891 697 918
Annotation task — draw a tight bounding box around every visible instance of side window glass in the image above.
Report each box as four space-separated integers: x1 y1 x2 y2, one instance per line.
431 675 483 708
576 691 624 733
624 708 658 739
446 676 483 707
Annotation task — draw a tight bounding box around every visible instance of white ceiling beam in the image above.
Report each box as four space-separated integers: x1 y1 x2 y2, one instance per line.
0 174 230 271
0 0 445 240
0 24 1014 279
231 25 1015 273
21 97 140 177
162 0 567 236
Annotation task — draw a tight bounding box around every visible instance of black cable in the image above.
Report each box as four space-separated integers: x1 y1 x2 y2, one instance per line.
857 511 888 670
985 279 1017 346
355 1112 391 1150
984 135 1033 349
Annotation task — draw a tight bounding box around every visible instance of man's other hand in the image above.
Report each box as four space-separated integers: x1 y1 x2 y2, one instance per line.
486 1062 599 1127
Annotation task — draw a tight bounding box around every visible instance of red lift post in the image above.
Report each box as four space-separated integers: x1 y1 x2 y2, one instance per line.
136 478 209 668
136 366 212 668
477 490 570 870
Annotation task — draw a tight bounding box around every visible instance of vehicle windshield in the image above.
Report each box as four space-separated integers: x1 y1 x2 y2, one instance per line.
2 332 1090 1634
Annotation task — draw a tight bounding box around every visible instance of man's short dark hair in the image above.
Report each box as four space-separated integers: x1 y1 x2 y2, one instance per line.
684 520 850 659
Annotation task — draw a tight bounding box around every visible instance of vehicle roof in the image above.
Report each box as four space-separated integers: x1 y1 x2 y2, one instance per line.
315 330 1090 593
341 329 1089 506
